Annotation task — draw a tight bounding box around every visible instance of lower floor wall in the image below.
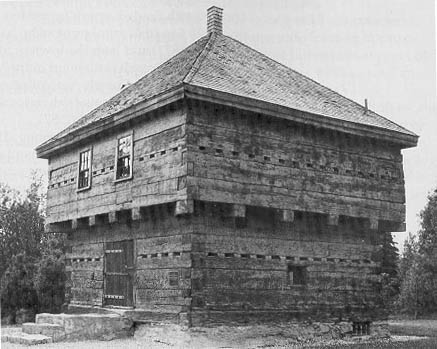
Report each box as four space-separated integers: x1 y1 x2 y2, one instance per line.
65 234 192 311
64 215 386 328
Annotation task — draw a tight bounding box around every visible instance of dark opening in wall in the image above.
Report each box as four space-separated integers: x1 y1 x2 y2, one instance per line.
117 209 132 224
235 217 247 229
168 271 179 287
287 265 307 286
246 206 275 230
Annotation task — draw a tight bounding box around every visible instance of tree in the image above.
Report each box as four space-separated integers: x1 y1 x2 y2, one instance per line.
373 232 400 312
417 188 437 255
34 233 66 313
1 172 66 322
399 233 417 282
0 172 45 277
379 232 400 277
398 189 437 316
1 254 39 322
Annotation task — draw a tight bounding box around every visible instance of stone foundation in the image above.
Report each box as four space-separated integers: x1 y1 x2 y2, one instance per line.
135 321 389 347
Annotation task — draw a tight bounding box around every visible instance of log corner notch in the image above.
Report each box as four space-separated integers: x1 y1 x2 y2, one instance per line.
327 214 339 226
369 217 379 231
131 207 142 221
175 199 194 216
108 211 118 224
230 204 246 217
279 209 294 222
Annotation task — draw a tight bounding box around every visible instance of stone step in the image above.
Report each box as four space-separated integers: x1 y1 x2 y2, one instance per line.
22 322 66 342
1 332 53 345
35 313 134 341
36 313 64 326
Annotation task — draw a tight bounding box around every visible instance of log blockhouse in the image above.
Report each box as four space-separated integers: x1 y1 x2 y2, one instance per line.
36 6 418 330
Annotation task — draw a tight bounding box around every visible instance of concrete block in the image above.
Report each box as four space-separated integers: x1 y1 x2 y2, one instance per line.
3 332 53 345
36 313 65 326
22 322 66 342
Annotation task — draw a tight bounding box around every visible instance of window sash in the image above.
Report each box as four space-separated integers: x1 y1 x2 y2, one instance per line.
116 135 132 180
78 149 91 189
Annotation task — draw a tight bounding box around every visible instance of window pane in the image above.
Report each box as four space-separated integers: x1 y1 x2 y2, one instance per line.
116 156 130 179
116 136 132 179
118 136 131 158
80 150 90 171
79 169 89 189
78 150 91 188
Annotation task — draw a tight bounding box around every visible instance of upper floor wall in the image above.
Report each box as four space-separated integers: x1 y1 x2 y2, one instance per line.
46 103 188 224
44 97 408 232
185 99 406 230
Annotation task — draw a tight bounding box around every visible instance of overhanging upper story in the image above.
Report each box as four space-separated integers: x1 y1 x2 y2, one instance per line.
37 7 418 232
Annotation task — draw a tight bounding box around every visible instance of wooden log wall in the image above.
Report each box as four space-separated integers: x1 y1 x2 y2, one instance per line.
65 204 193 313
185 100 406 225
183 100 400 325
46 103 188 224
64 201 385 324
189 206 385 326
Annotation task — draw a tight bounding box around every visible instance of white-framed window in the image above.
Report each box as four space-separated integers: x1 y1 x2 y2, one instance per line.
78 149 92 190
115 134 133 181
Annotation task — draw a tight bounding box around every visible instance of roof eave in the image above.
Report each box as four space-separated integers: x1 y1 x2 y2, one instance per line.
35 82 419 159
35 85 186 159
184 84 419 149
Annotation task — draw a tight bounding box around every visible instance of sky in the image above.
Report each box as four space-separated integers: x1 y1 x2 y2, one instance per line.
0 0 435 250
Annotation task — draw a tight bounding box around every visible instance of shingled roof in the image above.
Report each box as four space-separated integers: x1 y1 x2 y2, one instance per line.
37 8 417 157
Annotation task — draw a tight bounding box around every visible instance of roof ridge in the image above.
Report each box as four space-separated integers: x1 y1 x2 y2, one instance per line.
183 33 218 84
221 35 414 136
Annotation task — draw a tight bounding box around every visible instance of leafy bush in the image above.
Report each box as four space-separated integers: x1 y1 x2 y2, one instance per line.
1 254 38 322
0 173 65 322
34 234 66 313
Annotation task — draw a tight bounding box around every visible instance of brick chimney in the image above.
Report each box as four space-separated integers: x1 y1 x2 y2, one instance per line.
207 6 223 35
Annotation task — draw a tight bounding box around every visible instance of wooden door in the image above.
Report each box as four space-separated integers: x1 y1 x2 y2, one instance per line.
104 240 134 307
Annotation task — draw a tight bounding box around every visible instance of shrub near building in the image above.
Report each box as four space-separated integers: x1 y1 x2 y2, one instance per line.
0 176 66 324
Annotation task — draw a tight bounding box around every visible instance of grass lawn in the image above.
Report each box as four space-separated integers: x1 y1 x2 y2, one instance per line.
307 338 437 349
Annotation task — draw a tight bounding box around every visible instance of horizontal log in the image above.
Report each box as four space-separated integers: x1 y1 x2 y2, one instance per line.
136 235 191 255
188 107 402 161
190 234 375 260
189 151 404 204
191 177 405 222
135 289 190 306
136 268 191 289
191 255 377 275
137 253 192 269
